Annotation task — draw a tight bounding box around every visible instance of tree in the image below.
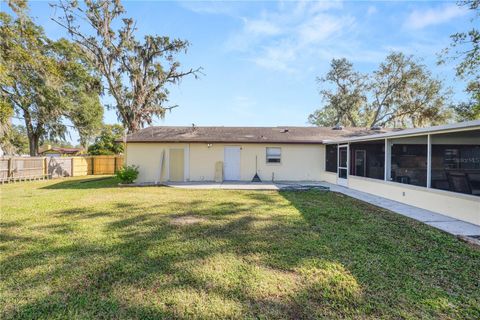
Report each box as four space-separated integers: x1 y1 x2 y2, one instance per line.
368 52 450 128
52 0 201 133
309 53 451 128
0 103 15 155
308 58 368 127
52 39 104 148
0 38 14 154
441 0 479 120
8 125 29 155
88 124 124 155
0 2 103 155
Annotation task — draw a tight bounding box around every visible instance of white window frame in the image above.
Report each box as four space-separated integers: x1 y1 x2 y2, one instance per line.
266 147 281 164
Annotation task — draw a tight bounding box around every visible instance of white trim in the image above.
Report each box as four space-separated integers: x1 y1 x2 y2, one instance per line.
384 139 388 181
384 139 392 182
324 120 480 144
337 144 349 186
266 147 282 165
427 134 431 188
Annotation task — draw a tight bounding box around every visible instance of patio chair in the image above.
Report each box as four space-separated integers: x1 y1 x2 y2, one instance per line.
466 173 480 196
446 171 471 195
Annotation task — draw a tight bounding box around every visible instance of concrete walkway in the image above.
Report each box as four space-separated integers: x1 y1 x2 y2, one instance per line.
320 182 480 237
165 181 480 237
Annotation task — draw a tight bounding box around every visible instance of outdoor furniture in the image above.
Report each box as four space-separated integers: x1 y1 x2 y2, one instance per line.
466 173 480 196
396 175 410 184
446 171 472 195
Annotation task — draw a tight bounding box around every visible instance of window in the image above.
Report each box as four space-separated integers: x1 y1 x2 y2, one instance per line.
349 142 384 180
266 147 281 163
325 144 337 172
431 130 480 196
391 141 428 187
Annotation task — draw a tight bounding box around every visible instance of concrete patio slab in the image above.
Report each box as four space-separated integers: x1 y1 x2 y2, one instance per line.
165 180 480 237
165 181 280 190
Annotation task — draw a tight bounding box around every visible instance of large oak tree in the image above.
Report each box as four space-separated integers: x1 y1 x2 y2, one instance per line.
52 0 201 133
441 0 479 120
309 53 451 128
0 1 103 155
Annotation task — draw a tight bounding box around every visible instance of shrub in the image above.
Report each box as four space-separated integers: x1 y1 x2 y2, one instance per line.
116 165 139 184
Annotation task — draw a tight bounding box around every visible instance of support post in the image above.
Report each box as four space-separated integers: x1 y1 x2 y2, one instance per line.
44 157 48 179
71 157 75 177
427 134 431 188
347 143 350 177
384 139 392 182
337 144 340 179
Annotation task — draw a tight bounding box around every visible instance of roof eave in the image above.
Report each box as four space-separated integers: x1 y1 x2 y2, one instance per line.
324 120 480 144
125 140 325 144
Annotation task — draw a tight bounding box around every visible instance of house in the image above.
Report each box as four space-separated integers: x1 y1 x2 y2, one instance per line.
39 145 83 157
125 121 480 226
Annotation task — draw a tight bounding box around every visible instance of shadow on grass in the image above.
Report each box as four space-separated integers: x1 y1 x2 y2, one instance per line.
2 190 480 319
41 176 119 190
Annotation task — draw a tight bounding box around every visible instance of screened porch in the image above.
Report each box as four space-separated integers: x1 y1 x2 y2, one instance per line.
326 128 480 197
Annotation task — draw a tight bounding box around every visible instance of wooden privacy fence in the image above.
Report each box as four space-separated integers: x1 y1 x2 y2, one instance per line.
0 155 123 183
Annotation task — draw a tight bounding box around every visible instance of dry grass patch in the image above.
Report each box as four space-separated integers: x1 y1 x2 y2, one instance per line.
169 214 206 226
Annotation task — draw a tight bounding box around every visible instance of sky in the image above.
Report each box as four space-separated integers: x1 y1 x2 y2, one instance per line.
3 0 476 144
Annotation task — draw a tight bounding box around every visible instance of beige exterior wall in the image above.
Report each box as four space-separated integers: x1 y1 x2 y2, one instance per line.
126 142 324 183
126 143 189 184
322 171 338 184
346 176 480 226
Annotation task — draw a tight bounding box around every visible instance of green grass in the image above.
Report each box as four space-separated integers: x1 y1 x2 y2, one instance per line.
1 176 479 319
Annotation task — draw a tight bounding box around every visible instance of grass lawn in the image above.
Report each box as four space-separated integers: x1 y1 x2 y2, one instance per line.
1 176 479 319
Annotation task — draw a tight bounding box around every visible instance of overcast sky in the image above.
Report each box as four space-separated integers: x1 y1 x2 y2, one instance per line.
5 0 474 144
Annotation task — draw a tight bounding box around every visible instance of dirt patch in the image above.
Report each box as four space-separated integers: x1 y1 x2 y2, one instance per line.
170 215 206 226
457 235 480 249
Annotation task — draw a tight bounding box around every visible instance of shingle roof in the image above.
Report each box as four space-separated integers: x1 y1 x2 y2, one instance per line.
124 126 399 144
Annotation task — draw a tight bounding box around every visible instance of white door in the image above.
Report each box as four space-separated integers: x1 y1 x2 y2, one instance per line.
224 146 241 181
337 145 349 187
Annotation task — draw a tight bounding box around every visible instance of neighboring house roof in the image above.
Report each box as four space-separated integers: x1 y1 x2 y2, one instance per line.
124 126 400 144
39 146 83 155
327 119 480 144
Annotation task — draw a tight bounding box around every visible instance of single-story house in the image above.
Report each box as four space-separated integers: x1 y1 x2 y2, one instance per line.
39 145 83 157
125 120 480 226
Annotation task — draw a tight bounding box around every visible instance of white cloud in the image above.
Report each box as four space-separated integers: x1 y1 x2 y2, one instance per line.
367 6 377 16
405 4 468 30
225 1 355 72
252 42 297 72
178 1 239 16
244 18 281 36
298 14 349 44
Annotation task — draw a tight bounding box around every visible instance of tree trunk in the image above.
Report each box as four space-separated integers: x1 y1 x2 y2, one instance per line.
28 134 39 156
22 110 39 156
127 121 139 134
